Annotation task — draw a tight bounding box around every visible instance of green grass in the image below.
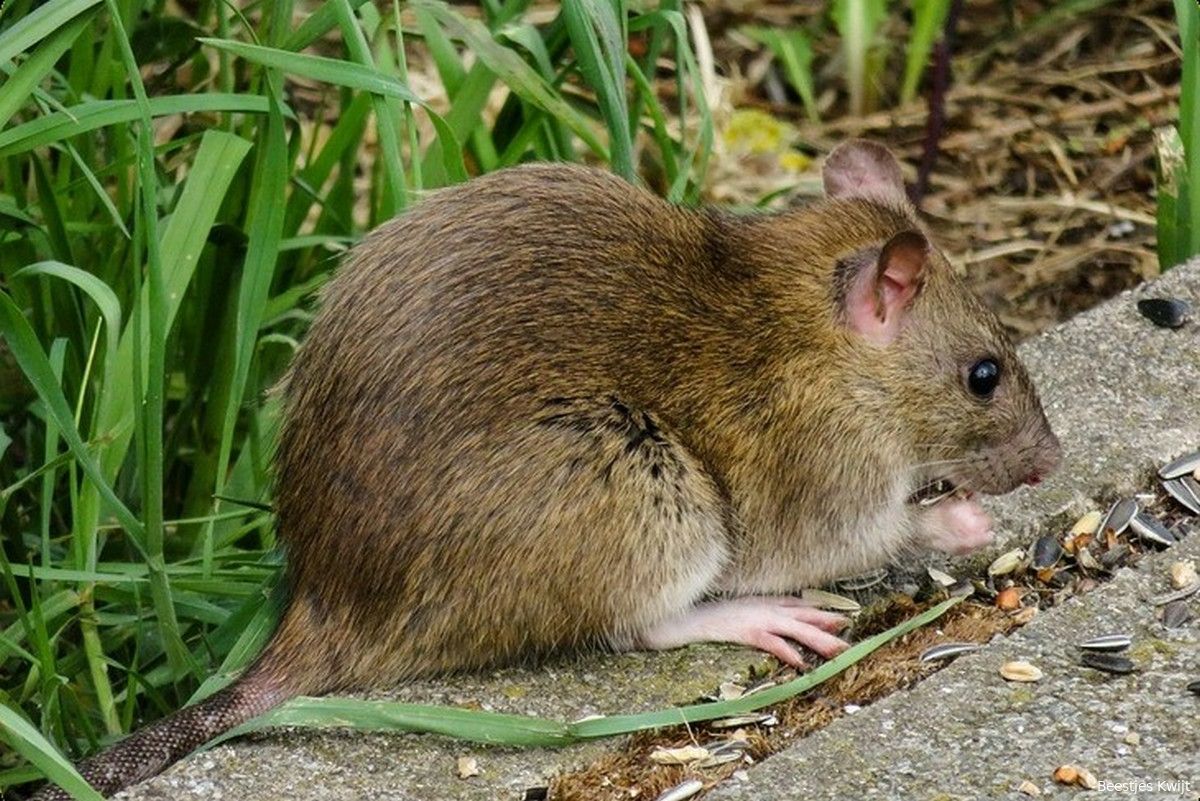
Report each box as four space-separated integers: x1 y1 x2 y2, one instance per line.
1157 0 1199 269
0 0 711 793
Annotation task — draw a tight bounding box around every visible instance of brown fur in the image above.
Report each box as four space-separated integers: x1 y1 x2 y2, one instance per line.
35 145 1060 800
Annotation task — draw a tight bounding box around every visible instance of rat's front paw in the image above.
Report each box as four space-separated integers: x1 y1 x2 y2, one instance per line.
922 498 994 556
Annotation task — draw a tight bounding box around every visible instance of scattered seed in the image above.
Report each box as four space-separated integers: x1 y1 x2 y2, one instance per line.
1000 660 1043 682
1129 512 1177 547
1100 544 1131 568
718 682 744 701
1137 297 1190 328
1076 547 1103 571
523 787 549 801
1081 651 1136 674
694 751 742 769
650 746 710 766
1162 600 1192 628
456 756 480 779
927 566 957 587
740 680 777 698
1187 679 1200 695
1076 767 1098 790
1163 478 1200 515
655 779 704 801
1151 581 1200 605
1078 634 1131 652
1016 779 1042 796
949 579 976 598
1098 498 1139 537
996 586 1022 611
1053 765 1079 785
1031 535 1064 569
1124 731 1140 746
708 713 777 730
836 568 888 591
1160 449 1200 480
799 589 861 612
1170 560 1199 589
1070 510 1102 536
920 642 983 662
988 548 1026 576
1011 606 1038 625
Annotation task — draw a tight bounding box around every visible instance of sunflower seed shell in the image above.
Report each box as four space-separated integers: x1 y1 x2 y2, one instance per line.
1099 498 1139 536
1159 450 1200 480
1078 634 1131 652
1031 535 1064 569
1130 513 1177 546
1080 651 1135 674
799 589 861 612
920 642 983 662
1163 478 1200 515
656 779 705 801
1162 600 1192 629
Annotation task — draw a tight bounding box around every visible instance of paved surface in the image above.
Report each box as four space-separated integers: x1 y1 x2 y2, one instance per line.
118 258 1200 801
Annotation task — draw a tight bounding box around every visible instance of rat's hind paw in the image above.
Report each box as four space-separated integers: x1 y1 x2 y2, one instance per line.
637 596 850 668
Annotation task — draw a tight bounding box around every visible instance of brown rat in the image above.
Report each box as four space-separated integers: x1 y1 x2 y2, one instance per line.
34 140 1060 799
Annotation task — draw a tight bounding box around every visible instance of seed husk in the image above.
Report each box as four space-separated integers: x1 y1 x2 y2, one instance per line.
1080 651 1136 674
1076 547 1103 572
1163 478 1200 515
1078 634 1132 652
1098 498 1139 536
927 566 957 587
988 548 1026 576
1161 600 1192 629
1031 535 1064 569
799 589 861 612
650 746 710 766
708 713 777 729
1070 510 1102 536
1137 297 1190 328
1160 450 1200 480
1152 581 1200 604
1100 544 1131 568
1129 512 1177 547
655 779 704 801
836 568 888 591
1000 660 1043 682
1184 476 1200 507
1170 560 1199 589
1076 767 1098 790
456 756 480 779
920 642 983 662
1187 679 1200 695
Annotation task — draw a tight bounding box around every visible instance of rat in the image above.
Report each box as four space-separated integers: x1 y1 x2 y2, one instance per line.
32 140 1061 799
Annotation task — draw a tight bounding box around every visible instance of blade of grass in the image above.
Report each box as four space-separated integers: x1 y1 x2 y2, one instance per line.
900 0 952 105
1174 0 1198 261
562 0 633 180
0 0 100 66
414 0 607 160
0 94 273 159
226 596 962 748
0 705 103 801
0 10 96 130
742 27 818 123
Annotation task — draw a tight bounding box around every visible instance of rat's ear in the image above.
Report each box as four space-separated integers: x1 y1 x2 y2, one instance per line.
823 140 908 203
842 230 929 346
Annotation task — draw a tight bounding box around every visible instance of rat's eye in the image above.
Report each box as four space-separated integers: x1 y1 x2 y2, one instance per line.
967 359 1001 398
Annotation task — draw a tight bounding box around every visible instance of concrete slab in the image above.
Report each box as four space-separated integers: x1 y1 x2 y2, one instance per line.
118 258 1200 801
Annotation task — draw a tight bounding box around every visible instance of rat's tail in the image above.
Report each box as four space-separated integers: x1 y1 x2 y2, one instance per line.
29 650 302 800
